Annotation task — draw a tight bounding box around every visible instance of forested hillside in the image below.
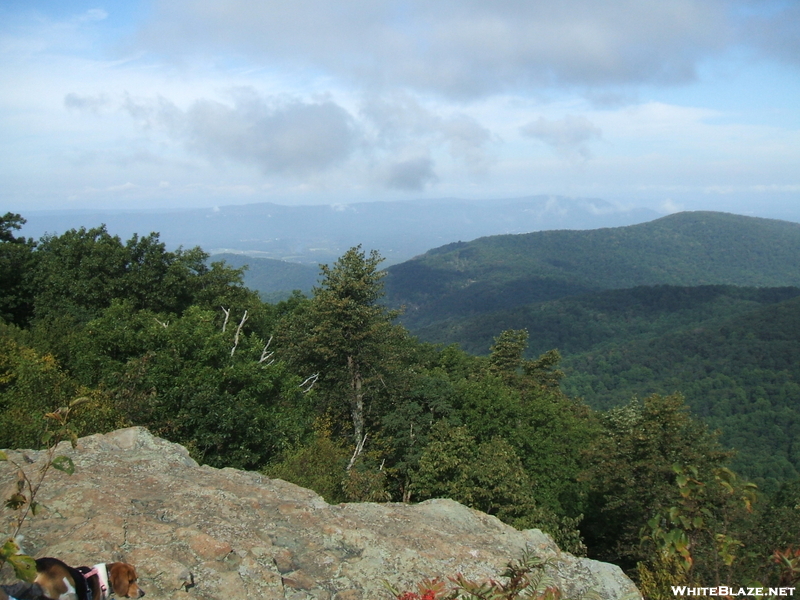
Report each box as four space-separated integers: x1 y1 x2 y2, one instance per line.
211 253 319 302
414 284 800 356
412 283 800 490
1 211 799 597
386 211 800 330
562 294 800 489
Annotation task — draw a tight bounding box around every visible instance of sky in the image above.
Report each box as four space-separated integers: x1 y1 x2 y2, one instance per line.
1 0 799 218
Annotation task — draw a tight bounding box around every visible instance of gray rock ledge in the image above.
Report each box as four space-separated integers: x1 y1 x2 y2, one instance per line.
1 427 641 600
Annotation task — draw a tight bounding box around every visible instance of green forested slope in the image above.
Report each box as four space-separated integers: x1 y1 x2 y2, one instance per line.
561 294 800 489
210 253 319 301
386 211 800 329
412 285 800 357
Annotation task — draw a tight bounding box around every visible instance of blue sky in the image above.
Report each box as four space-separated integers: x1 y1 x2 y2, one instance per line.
1 0 799 217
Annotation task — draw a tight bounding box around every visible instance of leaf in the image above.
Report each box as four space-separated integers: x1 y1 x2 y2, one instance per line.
51 455 75 475
41 431 53 445
30 501 40 516
0 450 7 461
1 537 21 560
5 493 27 510
8 553 38 582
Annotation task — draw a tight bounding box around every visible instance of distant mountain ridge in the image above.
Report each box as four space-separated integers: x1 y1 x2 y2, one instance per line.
20 196 658 267
385 211 800 330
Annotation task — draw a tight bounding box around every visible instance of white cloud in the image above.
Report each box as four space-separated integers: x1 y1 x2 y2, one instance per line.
121 89 359 176
520 115 602 161
383 157 439 191
139 0 734 98
64 92 110 113
661 198 684 213
79 9 109 23
2 0 799 214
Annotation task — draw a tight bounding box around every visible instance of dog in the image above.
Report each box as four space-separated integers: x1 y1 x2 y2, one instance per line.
33 557 144 600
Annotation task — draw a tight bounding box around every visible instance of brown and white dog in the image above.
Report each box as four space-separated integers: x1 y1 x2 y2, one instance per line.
33 557 144 600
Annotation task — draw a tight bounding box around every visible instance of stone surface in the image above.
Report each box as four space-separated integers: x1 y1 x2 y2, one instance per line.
1 428 641 600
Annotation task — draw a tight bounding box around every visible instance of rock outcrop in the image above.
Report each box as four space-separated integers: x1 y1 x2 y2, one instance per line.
1 428 641 600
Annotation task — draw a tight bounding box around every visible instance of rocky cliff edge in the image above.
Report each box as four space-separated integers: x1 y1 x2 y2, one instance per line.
1 427 641 600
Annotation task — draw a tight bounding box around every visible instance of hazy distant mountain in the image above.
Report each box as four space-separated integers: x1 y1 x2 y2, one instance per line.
19 196 658 266
385 211 800 331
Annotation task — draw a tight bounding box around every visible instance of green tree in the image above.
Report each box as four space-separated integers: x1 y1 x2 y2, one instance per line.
72 304 310 470
0 213 36 326
637 465 758 597
276 246 406 456
581 393 732 569
0 322 121 449
412 421 584 555
30 226 249 324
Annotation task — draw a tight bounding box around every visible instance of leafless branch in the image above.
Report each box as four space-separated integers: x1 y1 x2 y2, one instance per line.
299 373 319 393
346 434 368 471
220 307 231 332
230 310 248 357
154 317 169 328
259 336 274 363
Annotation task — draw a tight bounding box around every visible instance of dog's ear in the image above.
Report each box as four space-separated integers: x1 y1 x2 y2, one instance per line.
108 563 132 597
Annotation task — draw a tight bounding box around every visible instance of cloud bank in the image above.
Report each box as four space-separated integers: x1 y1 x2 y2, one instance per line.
139 0 736 98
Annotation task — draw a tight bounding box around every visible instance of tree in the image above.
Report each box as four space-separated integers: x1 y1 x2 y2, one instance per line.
581 393 733 569
0 213 36 326
0 322 121 449
30 226 249 324
276 246 406 460
412 421 585 555
68 303 311 470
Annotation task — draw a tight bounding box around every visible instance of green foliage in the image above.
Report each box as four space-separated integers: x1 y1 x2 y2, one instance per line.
412 422 584 555
450 372 597 518
387 212 800 332
0 323 122 448
78 304 312 470
30 225 249 324
266 423 351 503
564 294 800 489
637 465 758 596
581 393 732 570
276 245 407 450
0 213 36 326
739 479 800 584
419 284 800 357
9 217 799 590
210 253 319 300
1 398 83 581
